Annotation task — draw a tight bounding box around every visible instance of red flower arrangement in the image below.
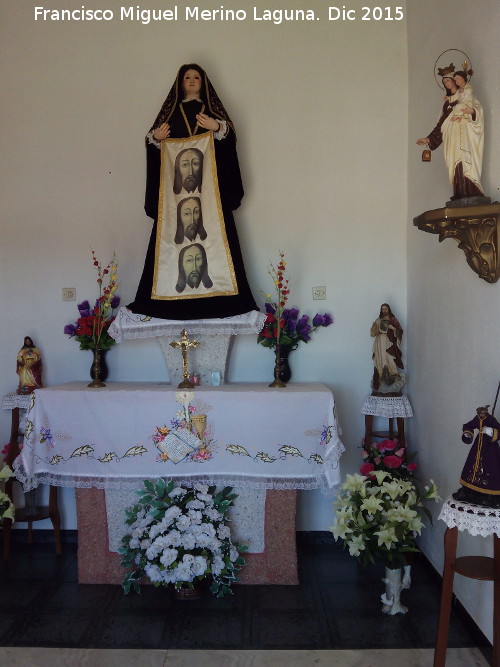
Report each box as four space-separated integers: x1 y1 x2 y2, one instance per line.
64 250 120 351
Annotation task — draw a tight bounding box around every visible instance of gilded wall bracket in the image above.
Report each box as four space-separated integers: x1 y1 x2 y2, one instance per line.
413 203 500 284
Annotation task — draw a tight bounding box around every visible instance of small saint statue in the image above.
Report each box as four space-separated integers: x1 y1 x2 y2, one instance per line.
370 304 405 395
16 336 43 395
452 405 500 508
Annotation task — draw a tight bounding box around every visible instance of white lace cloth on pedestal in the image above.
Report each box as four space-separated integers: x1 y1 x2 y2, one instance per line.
108 307 266 343
2 393 31 411
439 495 500 537
361 395 413 419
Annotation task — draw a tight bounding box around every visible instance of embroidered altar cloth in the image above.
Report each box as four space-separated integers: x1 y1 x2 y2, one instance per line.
14 382 344 492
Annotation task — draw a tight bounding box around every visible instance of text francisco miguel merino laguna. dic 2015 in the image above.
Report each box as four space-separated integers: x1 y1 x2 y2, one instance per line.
34 6 405 25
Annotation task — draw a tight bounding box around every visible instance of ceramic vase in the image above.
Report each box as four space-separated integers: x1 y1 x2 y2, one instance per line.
381 566 409 615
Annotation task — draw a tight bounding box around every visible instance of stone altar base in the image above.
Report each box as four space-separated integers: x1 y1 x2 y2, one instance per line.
76 488 299 586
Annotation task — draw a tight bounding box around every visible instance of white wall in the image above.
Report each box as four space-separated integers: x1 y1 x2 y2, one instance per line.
1 0 409 533
407 0 500 643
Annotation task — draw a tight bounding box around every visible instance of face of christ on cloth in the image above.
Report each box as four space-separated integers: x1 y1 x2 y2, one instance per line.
173 148 203 194
175 243 213 293
175 197 206 244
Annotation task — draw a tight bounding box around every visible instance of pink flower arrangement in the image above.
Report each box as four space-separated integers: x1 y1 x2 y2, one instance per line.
360 439 417 481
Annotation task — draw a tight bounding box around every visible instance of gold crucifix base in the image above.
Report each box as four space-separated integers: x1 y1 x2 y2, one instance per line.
177 378 195 389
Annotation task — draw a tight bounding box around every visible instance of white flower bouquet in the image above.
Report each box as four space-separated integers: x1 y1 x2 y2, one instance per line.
119 478 247 597
331 470 440 569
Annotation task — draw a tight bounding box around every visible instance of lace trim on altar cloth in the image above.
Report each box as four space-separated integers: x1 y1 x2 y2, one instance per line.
108 308 266 343
438 495 500 537
361 395 413 419
13 464 341 497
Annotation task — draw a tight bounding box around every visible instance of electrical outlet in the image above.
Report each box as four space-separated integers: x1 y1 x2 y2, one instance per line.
62 287 76 301
312 286 326 300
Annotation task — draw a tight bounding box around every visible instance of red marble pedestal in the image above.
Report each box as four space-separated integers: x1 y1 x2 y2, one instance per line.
76 488 298 585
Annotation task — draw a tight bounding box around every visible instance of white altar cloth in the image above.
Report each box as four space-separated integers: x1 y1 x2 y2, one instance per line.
14 382 344 493
108 308 266 343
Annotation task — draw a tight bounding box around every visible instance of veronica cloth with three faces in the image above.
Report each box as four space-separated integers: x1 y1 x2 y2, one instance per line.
153 132 237 302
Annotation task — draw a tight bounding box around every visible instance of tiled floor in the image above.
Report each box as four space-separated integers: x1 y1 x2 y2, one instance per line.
0 532 492 666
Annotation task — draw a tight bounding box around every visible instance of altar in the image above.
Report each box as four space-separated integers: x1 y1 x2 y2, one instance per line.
14 381 344 585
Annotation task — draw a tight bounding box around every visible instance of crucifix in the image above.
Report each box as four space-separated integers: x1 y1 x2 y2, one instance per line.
169 329 199 388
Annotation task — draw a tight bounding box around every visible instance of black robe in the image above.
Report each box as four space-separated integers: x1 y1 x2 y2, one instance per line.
128 100 258 320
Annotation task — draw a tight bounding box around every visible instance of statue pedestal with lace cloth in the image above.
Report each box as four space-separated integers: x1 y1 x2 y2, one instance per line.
361 395 413 448
434 496 500 667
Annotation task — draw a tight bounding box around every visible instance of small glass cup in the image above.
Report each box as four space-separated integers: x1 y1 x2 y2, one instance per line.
211 371 221 386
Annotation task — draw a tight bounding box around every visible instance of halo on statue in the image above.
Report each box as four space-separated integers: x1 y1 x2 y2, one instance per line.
433 49 473 90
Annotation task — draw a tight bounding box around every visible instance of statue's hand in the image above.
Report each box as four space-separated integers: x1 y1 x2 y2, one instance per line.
153 123 170 141
196 114 220 132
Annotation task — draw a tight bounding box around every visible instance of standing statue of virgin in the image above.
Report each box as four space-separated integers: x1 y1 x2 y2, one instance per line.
128 64 258 320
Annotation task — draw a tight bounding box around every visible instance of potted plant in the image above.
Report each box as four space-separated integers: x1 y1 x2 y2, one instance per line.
257 252 333 384
119 478 247 598
64 250 120 386
331 451 439 614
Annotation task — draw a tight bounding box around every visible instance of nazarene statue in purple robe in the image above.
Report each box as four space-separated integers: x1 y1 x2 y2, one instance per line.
453 405 500 508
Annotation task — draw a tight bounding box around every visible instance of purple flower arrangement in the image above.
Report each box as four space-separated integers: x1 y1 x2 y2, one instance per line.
257 303 333 350
64 296 120 351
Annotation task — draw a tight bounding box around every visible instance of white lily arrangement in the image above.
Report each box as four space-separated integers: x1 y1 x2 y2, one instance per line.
119 478 247 597
331 470 440 569
0 465 15 521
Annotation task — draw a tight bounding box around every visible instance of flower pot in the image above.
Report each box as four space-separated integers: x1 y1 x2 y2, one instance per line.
381 566 408 615
277 345 293 383
174 585 202 600
269 344 290 387
88 349 108 388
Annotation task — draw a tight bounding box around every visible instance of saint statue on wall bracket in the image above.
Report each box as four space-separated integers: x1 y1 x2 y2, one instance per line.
415 49 490 207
